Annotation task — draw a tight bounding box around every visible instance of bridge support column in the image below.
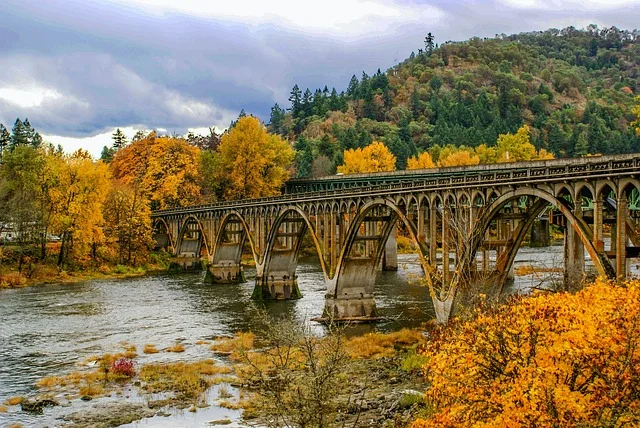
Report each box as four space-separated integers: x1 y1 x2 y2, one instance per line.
593 198 604 251
382 228 398 271
564 200 585 291
616 196 628 279
207 262 245 284
529 219 550 247
323 260 377 322
252 250 302 300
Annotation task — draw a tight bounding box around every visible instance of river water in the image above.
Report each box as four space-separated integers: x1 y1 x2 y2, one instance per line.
0 245 613 427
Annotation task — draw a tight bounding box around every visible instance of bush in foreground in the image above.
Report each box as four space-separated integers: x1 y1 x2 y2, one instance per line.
413 278 640 427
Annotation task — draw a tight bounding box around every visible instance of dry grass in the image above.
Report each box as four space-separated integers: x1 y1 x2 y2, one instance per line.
514 265 562 276
345 329 425 359
166 343 185 353
143 344 159 354
79 382 104 397
139 359 232 400
195 340 210 345
0 404 8 412
36 376 65 388
219 399 240 410
0 272 27 288
4 396 23 406
120 342 137 358
7 423 24 428
210 332 255 360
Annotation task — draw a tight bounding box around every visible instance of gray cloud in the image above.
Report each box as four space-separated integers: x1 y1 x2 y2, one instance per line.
0 0 638 140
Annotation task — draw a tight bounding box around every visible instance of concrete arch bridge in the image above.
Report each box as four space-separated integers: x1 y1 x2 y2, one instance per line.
151 154 640 323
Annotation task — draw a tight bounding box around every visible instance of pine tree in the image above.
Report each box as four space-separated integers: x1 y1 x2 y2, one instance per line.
346 75 359 99
425 32 435 56
269 103 286 135
302 89 313 118
112 128 128 150
100 145 115 163
0 124 10 158
10 118 27 149
328 88 341 111
289 85 302 118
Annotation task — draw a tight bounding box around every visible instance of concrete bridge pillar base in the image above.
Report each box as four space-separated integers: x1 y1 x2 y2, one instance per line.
206 263 246 284
322 295 377 322
168 256 205 272
252 275 301 300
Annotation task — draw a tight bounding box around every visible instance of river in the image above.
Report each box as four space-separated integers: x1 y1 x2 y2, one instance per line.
0 245 613 427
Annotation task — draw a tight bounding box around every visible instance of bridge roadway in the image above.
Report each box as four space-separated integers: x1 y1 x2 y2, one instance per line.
152 153 640 323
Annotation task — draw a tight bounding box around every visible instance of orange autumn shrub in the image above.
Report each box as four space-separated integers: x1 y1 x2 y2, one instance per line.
413 278 640 427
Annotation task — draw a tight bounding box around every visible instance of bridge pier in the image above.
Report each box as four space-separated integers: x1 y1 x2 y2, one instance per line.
207 262 245 283
382 229 398 271
252 249 302 300
322 258 377 322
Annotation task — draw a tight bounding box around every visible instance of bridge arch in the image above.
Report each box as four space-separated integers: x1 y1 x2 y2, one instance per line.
152 217 176 251
326 197 427 320
176 214 212 259
253 205 327 300
467 187 613 291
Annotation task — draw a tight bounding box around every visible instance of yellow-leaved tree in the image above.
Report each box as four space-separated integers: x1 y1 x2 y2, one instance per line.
50 149 111 267
102 180 154 266
495 125 554 162
407 152 435 170
217 116 295 200
632 95 640 136
110 133 201 209
412 278 640 427
437 147 480 167
338 141 396 174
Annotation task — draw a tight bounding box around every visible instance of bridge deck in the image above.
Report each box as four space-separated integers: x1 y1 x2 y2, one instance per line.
152 153 639 217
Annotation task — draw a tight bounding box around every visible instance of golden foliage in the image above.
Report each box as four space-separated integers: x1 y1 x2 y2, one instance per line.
407 152 436 170
110 135 201 209
495 125 555 162
438 148 480 167
217 116 294 200
412 279 640 427
338 141 396 174
4 397 23 406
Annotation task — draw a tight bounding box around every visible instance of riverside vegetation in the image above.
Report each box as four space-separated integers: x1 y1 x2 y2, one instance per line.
3 278 636 427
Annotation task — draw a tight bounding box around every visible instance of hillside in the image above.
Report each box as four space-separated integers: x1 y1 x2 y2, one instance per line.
266 25 640 177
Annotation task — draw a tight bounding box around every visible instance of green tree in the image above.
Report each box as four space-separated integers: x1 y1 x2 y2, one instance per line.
0 124 10 159
10 118 27 149
112 128 128 150
289 84 302 118
268 103 286 135
346 75 359 98
424 32 435 56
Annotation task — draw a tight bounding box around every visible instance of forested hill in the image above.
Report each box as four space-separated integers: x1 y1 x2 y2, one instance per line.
267 25 640 177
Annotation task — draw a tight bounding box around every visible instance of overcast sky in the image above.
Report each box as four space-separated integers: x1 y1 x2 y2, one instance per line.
0 0 639 157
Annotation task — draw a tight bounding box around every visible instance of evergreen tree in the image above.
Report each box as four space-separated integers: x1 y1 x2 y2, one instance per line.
294 136 313 178
112 128 128 150
100 145 115 163
22 119 35 146
31 132 43 149
425 32 435 56
132 130 147 142
328 88 341 111
0 124 11 158
346 75 359 99
302 88 313 118
289 85 302 118
10 118 27 148
269 103 286 135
